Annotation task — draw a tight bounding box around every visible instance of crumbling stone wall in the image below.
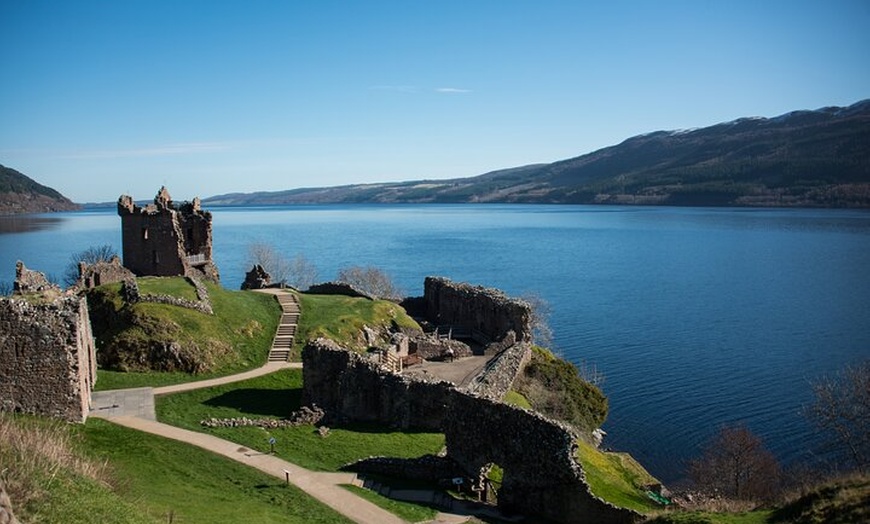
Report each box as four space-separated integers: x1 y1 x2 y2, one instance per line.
410 335 472 360
76 256 134 290
122 277 213 315
303 339 451 430
465 339 532 399
301 339 638 523
445 393 636 523
117 187 220 282
13 261 60 295
241 264 271 290
423 277 532 343
0 295 97 423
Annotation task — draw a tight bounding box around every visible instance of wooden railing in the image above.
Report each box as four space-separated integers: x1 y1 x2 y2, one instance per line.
185 253 207 266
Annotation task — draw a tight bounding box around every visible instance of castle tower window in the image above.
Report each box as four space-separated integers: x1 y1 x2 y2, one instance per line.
142 227 149 240
152 250 159 265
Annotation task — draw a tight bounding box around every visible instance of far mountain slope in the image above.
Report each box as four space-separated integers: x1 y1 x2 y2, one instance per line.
0 164 79 214
206 100 870 207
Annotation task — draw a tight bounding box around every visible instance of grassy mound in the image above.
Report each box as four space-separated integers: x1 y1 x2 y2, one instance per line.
576 439 663 514
88 278 280 387
512 346 608 432
294 293 421 354
155 368 445 471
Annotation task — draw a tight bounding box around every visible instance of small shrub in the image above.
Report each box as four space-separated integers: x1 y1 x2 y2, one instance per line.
514 346 608 431
336 266 402 300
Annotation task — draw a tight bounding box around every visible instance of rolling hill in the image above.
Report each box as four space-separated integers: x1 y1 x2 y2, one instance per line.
0 164 78 214
206 100 870 207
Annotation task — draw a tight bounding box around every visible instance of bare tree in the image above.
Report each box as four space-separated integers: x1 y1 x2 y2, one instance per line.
246 243 318 290
285 254 318 290
336 266 401 300
688 424 782 502
805 360 870 472
63 244 117 287
520 292 554 350
0 280 12 296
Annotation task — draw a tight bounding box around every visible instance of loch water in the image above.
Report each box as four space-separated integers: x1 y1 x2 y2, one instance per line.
2 204 869 483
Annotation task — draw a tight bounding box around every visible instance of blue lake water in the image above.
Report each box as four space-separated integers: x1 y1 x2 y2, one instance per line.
2 204 869 483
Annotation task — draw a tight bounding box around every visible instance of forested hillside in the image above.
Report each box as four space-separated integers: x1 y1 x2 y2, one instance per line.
0 164 78 214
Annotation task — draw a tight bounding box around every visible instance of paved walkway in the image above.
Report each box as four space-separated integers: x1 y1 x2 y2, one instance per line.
105 415 407 524
402 355 490 389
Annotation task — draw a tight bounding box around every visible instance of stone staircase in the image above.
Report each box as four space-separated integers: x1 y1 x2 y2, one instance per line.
268 292 300 362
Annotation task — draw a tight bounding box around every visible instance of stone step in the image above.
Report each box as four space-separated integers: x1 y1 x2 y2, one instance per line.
269 354 290 362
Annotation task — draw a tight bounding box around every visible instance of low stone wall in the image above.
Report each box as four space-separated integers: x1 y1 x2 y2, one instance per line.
122 277 213 314
411 335 472 360
423 277 532 343
301 338 639 523
465 339 532 399
0 295 96 423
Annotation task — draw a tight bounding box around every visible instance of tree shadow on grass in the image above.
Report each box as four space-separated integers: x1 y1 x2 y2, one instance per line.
203 388 302 417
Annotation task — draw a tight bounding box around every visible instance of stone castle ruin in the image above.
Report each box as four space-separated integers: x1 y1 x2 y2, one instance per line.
0 187 219 424
302 278 639 524
0 264 97 423
117 187 220 282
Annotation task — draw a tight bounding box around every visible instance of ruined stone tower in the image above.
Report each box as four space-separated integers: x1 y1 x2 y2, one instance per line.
117 187 220 282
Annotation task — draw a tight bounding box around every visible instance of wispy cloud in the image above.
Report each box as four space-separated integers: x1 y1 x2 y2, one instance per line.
59 141 237 159
369 85 472 94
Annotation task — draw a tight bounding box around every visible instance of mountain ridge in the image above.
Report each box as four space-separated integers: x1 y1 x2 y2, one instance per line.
205 100 870 208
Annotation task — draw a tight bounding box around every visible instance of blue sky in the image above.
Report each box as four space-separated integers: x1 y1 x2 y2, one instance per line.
1 1 868 203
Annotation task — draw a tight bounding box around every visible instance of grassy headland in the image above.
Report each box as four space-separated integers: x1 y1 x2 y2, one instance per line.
294 292 421 354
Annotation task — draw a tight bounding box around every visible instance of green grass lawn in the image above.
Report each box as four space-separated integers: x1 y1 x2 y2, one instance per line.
155 368 445 471
293 293 421 355
503 390 532 409
81 418 353 524
136 276 198 301
91 280 280 390
576 439 663 514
